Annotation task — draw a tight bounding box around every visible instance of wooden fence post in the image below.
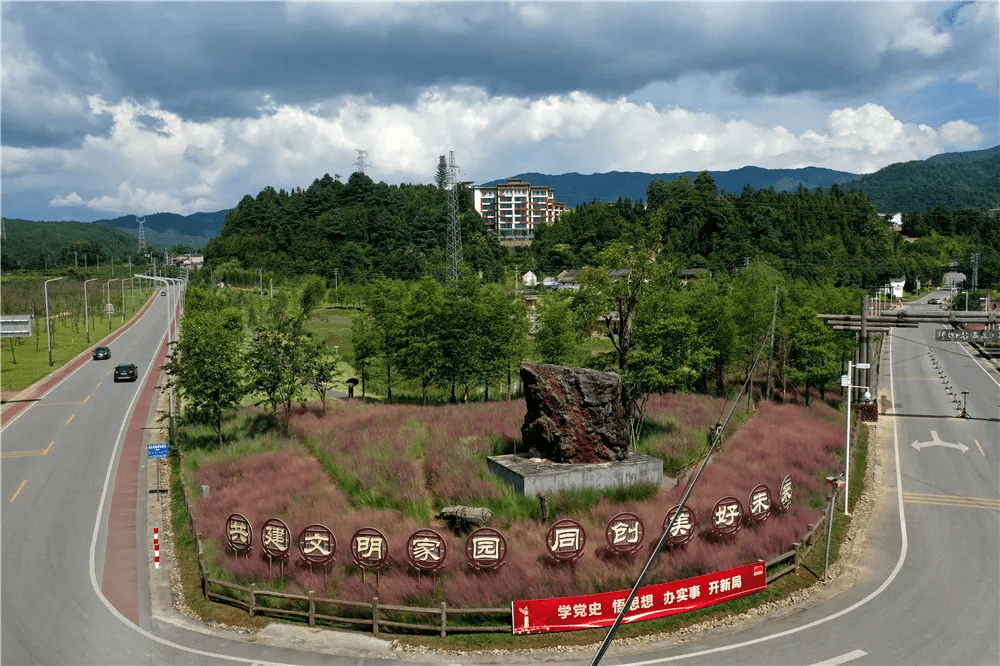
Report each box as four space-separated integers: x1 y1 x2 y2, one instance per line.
440 601 447 638
308 590 316 628
249 583 257 617
372 596 379 636
792 542 801 572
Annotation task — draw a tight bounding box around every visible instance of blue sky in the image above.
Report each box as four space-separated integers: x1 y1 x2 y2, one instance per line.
2 1 997 222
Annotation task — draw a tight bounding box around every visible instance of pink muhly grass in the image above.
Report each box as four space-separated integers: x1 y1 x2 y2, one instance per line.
194 396 847 606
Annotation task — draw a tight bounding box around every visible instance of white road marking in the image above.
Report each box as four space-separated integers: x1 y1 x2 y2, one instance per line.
910 430 968 453
809 649 868 665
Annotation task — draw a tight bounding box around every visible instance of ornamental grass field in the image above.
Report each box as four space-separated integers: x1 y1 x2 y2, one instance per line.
184 395 844 610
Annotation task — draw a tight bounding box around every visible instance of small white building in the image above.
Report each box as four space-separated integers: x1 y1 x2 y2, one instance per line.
522 271 537 288
889 278 905 299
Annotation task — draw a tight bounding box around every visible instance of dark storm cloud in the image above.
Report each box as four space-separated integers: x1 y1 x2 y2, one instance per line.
7 2 992 132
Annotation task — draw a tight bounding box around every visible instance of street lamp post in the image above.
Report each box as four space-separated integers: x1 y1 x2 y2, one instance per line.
106 279 114 330
136 273 179 444
44 277 63 366
83 278 98 344
120 278 127 323
840 360 871 515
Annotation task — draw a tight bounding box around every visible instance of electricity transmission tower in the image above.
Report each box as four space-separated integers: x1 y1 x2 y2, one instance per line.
353 149 368 174
137 215 147 254
446 151 462 280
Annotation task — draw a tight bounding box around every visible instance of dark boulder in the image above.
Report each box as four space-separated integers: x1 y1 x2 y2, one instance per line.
520 362 631 463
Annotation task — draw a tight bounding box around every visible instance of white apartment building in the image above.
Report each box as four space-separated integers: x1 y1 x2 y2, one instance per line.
473 178 567 240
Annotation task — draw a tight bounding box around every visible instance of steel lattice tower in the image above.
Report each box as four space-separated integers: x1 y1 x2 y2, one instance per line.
137 215 147 254
353 149 368 174
446 151 462 280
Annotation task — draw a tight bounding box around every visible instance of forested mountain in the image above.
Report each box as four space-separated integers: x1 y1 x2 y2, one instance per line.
484 146 1000 212
841 149 1000 212
205 172 507 282
0 219 149 270
484 166 860 208
95 210 229 239
0 210 227 271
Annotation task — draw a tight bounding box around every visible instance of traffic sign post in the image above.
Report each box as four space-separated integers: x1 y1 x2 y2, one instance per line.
148 442 168 503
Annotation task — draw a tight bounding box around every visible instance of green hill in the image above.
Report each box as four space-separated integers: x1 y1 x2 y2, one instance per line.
840 147 1000 212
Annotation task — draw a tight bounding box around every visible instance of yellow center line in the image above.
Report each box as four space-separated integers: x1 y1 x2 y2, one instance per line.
1 442 55 458
96 380 102 389
9 480 27 502
64 414 75 426
82 395 90 405
975 440 985 456
903 492 1000 510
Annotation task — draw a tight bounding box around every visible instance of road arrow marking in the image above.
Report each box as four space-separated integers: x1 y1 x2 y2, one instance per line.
910 430 969 453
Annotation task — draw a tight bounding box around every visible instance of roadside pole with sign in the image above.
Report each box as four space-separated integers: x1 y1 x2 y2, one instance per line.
148 442 168 503
841 361 870 515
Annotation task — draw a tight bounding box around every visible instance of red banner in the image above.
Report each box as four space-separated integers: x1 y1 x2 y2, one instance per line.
512 561 766 634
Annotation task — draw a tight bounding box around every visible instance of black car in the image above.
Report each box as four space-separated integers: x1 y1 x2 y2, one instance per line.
93 346 111 360
113 363 138 382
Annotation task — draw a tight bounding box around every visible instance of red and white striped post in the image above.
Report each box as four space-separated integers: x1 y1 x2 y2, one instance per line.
153 527 160 569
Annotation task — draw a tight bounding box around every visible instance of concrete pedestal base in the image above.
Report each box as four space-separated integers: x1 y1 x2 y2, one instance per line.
487 453 670 496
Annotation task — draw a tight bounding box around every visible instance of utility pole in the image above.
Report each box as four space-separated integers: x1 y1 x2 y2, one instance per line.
74 251 78 269
766 286 779 402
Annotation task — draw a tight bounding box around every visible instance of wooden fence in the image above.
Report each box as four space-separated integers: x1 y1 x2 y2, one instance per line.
174 444 834 637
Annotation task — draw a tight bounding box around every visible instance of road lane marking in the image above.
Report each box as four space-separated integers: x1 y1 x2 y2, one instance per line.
810 649 868 665
82 394 90 405
96 380 102 389
36 398 90 407
64 414 75 426
910 430 968 453
903 492 999 511
1 441 55 458
975 439 985 456
9 480 27 502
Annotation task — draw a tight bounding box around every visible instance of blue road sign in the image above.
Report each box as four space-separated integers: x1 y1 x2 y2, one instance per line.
148 442 169 459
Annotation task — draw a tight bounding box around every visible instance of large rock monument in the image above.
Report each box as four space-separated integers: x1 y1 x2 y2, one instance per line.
520 362 631 463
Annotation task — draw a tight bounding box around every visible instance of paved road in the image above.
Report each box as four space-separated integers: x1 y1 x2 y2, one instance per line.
2 287 996 665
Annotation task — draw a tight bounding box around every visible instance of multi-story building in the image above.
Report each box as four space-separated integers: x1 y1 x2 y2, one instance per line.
473 178 567 241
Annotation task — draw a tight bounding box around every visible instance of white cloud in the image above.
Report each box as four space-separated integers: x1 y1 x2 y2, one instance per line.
8 87 988 218
888 15 952 56
938 119 983 147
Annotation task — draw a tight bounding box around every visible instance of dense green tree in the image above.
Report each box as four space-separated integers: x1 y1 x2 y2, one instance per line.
399 277 446 405
163 290 246 447
533 293 578 366
435 155 448 189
